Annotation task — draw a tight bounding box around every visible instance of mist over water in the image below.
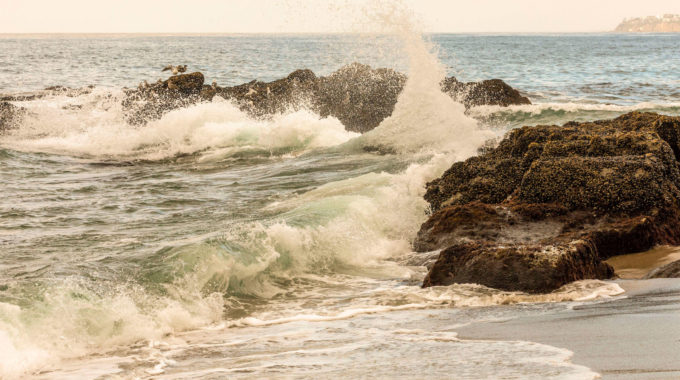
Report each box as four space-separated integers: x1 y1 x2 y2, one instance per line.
0 4 674 379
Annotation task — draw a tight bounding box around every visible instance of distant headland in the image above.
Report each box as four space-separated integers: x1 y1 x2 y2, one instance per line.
614 14 680 33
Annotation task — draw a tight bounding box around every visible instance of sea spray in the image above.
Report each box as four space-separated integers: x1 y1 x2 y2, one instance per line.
358 1 495 155
0 6 630 379
4 95 357 160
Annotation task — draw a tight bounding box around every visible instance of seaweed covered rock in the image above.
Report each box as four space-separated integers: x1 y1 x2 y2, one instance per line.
122 72 205 125
417 112 680 293
119 64 530 132
0 102 26 132
422 241 614 293
441 77 531 108
217 69 318 117
314 63 407 133
217 63 406 133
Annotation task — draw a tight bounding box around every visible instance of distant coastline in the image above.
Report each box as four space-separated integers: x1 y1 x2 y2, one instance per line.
615 14 680 33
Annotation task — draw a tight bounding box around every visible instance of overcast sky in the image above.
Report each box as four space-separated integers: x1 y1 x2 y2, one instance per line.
1 0 680 34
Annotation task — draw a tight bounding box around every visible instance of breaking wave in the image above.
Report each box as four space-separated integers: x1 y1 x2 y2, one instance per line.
2 94 357 161
0 4 631 379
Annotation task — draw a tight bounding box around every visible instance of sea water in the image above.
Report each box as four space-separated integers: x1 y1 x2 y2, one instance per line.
1 22 677 380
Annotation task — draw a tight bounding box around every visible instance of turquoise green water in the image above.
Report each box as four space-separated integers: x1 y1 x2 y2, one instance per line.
0 32 677 378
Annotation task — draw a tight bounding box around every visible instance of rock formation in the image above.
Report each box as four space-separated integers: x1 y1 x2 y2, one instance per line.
615 14 680 33
122 72 206 125
121 63 530 133
0 85 94 102
0 102 26 131
313 63 407 133
645 259 680 278
416 112 680 293
441 77 530 108
217 69 318 118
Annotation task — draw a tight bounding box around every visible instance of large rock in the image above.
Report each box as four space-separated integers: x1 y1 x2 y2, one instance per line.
417 112 680 293
121 64 530 132
166 72 204 95
0 102 26 132
121 72 205 125
313 63 406 133
217 69 318 117
423 241 614 293
441 77 531 108
216 63 407 133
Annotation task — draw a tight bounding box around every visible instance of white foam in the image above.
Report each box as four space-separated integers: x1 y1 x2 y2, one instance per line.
0 5 628 380
0 280 225 379
359 4 495 156
469 100 680 117
2 95 357 160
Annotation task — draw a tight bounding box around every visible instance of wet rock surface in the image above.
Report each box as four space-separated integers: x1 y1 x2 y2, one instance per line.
0 101 26 132
216 69 318 118
121 63 530 132
645 259 680 278
122 72 206 125
313 63 406 133
441 77 531 108
0 85 94 102
417 112 680 293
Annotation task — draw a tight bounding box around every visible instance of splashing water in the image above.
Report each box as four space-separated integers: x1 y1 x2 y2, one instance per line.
4 93 357 161
358 2 495 156
0 4 629 379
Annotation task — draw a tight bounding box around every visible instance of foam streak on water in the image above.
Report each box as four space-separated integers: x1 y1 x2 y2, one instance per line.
2 5 671 379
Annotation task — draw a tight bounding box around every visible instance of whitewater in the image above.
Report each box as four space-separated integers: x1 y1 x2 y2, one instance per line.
2 11 680 380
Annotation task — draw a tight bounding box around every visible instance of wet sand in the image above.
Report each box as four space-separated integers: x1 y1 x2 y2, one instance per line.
456 278 680 379
606 246 680 279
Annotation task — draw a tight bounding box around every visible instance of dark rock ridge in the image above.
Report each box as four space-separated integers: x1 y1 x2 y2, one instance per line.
440 77 530 108
122 72 207 125
217 69 319 119
1 86 96 133
313 64 407 133
645 259 680 278
0 102 26 131
121 63 530 133
416 112 680 293
0 85 94 102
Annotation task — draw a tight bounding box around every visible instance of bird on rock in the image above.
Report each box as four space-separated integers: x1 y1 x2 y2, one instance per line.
162 65 188 75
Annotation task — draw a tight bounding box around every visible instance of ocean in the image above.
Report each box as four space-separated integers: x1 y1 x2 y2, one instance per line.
1 31 679 379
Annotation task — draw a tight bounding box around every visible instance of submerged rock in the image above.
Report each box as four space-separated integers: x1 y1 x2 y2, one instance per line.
121 63 530 131
0 102 26 132
1 85 94 102
645 259 680 278
417 112 680 293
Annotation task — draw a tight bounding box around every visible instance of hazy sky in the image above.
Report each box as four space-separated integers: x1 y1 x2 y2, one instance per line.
2 0 680 33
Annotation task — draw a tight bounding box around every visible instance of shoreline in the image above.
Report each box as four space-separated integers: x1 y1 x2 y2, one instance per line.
606 246 680 279
455 278 680 379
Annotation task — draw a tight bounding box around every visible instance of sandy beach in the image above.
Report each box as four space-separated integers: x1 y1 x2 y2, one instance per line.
3 6 680 376
456 278 680 379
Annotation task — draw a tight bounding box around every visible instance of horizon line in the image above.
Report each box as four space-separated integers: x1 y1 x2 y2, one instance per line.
0 30 651 38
